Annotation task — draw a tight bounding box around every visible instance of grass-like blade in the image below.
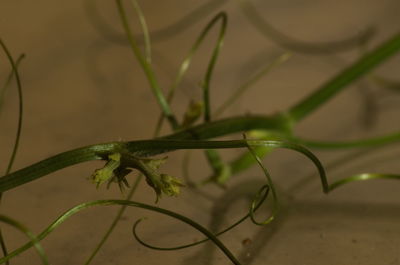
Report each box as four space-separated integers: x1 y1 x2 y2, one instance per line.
246 142 278 225
0 38 25 265
0 54 25 115
156 12 228 132
131 184 269 250
130 0 151 62
0 215 48 265
0 40 24 176
0 200 242 265
115 0 178 128
201 12 226 122
329 173 400 191
289 33 400 122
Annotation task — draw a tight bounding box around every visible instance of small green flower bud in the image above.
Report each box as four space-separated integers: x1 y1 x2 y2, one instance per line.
90 153 121 188
160 174 185 196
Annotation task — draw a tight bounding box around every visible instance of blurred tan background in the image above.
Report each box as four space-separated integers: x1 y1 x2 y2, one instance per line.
1 0 400 264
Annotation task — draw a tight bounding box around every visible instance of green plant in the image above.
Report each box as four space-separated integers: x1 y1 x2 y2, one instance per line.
1 1 400 264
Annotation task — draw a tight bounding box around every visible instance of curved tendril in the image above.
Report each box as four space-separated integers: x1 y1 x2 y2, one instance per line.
246 142 278 225
202 12 227 122
247 140 329 193
0 38 25 265
0 215 48 265
237 0 374 54
195 12 226 181
0 200 242 265
115 0 178 129
156 12 228 132
130 0 151 62
0 54 25 114
153 11 226 187
329 173 400 191
0 40 24 177
249 185 273 225
131 185 269 251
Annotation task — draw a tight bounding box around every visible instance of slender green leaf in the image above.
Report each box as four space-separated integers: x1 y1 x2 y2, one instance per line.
0 215 48 265
289 33 400 122
0 200 242 265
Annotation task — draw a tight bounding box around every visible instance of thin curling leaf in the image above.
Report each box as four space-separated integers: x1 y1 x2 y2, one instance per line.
201 12 227 122
130 0 151 62
115 0 178 129
0 39 24 176
329 173 400 192
156 12 228 133
0 200 242 265
0 38 25 264
237 0 374 54
0 215 49 265
245 140 278 225
230 145 273 175
154 12 228 188
201 58 236 185
0 54 25 115
288 33 400 122
131 184 270 251
171 12 227 104
197 12 227 184
247 140 329 193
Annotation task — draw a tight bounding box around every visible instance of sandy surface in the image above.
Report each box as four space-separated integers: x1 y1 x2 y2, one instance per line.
1 0 400 264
